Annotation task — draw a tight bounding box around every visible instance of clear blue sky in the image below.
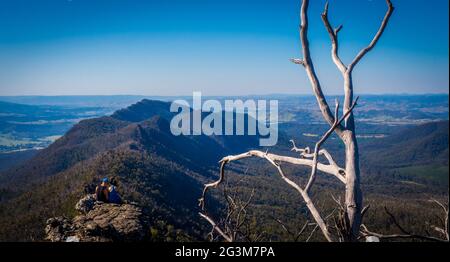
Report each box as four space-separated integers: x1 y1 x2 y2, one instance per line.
0 0 448 96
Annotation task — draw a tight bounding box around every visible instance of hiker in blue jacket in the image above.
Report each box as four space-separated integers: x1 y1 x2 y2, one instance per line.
108 177 122 204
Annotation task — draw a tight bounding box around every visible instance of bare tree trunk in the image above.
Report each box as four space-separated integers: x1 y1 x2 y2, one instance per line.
343 130 362 241
342 72 362 241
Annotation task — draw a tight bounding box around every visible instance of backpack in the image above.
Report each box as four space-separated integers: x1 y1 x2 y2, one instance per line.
108 185 122 204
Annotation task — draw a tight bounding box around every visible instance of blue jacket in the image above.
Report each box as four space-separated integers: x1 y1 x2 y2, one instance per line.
109 186 122 204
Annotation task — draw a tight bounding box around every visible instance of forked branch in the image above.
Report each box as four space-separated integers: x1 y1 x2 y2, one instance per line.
305 97 359 193
290 143 342 174
198 149 346 210
321 1 347 74
260 155 334 241
348 0 394 72
198 146 344 242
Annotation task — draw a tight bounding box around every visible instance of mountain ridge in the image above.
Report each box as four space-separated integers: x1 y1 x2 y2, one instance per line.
362 120 449 168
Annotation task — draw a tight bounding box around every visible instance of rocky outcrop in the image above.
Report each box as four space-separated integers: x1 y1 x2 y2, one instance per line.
45 195 150 242
75 194 96 214
45 217 75 242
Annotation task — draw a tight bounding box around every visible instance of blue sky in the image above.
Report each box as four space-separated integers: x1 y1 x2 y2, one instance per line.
0 0 448 96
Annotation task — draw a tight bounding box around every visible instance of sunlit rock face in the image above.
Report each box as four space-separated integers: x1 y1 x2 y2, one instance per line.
45 196 150 242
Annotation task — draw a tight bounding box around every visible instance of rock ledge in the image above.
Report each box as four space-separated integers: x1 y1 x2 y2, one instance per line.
45 195 149 242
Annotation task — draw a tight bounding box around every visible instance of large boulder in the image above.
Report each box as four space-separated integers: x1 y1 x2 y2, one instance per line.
75 194 96 214
45 217 75 242
45 197 150 242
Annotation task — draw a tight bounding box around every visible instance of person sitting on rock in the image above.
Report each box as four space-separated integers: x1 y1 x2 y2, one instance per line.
95 177 110 203
108 177 122 204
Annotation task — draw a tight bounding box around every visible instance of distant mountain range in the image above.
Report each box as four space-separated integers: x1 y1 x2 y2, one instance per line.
1 95 448 153
0 98 448 241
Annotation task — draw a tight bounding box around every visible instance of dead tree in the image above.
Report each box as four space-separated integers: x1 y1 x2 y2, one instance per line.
360 199 449 242
199 0 394 242
199 178 263 242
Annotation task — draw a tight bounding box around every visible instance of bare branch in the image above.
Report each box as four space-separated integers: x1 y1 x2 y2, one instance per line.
361 205 370 220
306 224 319 242
290 140 344 176
202 177 261 242
321 1 347 74
290 58 306 66
199 212 233 242
262 155 334 242
305 97 359 193
360 205 449 242
298 0 345 136
430 199 448 214
429 199 449 241
361 224 447 242
275 219 310 242
199 160 227 209
330 193 344 210
305 208 336 242
348 0 395 72
334 25 343 35
431 226 446 237
200 148 337 241
199 150 346 209
383 207 413 236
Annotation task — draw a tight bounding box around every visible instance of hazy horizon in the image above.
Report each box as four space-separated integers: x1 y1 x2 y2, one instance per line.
0 92 449 98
